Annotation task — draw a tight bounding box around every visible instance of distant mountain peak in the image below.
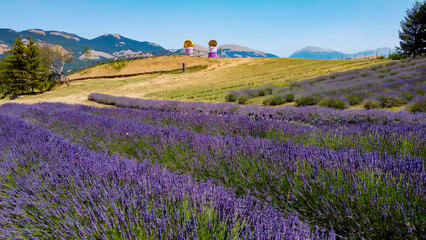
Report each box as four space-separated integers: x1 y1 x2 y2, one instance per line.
29 29 46 36
50 31 80 41
300 46 336 53
290 46 393 59
220 44 262 53
219 44 279 58
103 33 122 39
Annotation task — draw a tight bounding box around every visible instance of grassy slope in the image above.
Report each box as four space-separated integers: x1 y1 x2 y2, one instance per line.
0 57 388 105
149 58 388 101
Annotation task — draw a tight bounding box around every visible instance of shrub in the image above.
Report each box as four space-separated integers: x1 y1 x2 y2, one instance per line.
285 93 295 102
318 97 347 109
225 91 237 102
414 88 425 95
263 94 286 106
389 53 405 60
346 94 364 105
296 93 323 106
240 88 258 98
362 99 381 109
257 88 266 96
264 86 274 95
378 95 403 108
237 95 248 105
377 56 385 59
408 96 426 113
401 91 414 101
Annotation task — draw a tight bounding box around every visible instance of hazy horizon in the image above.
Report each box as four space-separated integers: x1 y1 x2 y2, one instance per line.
0 0 418 57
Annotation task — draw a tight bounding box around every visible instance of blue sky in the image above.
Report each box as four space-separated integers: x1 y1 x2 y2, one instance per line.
0 0 418 57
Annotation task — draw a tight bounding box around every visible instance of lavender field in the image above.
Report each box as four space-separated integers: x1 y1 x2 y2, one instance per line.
1 97 425 239
225 57 425 111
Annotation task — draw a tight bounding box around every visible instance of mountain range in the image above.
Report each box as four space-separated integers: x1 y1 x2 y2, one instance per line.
289 46 394 59
0 28 279 70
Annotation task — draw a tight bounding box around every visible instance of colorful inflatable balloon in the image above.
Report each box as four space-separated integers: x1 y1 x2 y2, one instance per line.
184 40 194 56
208 40 218 58
208 40 217 47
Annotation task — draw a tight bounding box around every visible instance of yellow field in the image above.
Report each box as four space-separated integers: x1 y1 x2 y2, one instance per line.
0 56 388 105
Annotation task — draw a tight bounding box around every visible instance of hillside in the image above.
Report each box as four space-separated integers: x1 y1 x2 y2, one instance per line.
290 46 393 59
69 55 220 80
0 28 167 70
0 56 388 105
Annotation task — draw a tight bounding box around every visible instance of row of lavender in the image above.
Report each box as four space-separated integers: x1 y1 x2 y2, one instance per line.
6 102 425 158
225 57 426 111
0 113 325 239
89 92 426 125
1 102 424 239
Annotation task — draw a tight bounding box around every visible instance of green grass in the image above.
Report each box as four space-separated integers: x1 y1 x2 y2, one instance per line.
147 58 388 102
0 57 388 105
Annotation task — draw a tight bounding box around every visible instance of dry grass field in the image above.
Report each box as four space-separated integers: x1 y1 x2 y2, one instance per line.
0 56 388 105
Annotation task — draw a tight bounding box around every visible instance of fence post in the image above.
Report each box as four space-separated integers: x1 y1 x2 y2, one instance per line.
182 62 186 73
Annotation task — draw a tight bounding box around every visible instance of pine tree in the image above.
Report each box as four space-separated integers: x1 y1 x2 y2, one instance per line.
398 1 426 58
1 35 30 95
25 35 49 92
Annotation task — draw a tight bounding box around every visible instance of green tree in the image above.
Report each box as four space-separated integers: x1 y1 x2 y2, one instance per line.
397 1 426 58
25 35 49 92
83 45 91 60
1 35 30 95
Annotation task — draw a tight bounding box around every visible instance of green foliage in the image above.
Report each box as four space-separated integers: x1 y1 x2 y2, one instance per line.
0 35 50 96
225 91 237 102
397 1 426 58
378 95 403 108
0 35 31 95
318 97 347 109
414 88 425 95
408 97 426 112
257 88 266 96
285 93 295 102
263 94 286 106
237 95 248 104
264 86 274 95
389 53 405 60
296 93 323 106
362 99 381 109
108 60 128 71
401 91 415 101
345 93 364 105
26 36 49 92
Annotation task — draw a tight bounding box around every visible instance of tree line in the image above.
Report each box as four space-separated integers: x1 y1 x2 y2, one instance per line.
0 35 74 99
